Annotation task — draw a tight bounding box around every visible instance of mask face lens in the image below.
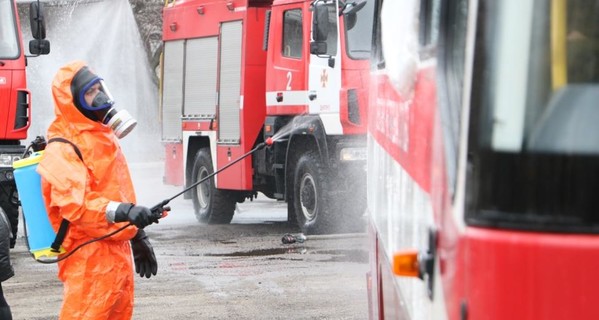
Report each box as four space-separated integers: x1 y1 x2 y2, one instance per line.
91 91 112 109
80 79 114 111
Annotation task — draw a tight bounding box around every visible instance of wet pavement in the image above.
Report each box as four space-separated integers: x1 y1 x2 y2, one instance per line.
4 162 369 319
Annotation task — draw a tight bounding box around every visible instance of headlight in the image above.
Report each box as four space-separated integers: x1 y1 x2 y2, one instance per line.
339 147 366 161
0 154 22 167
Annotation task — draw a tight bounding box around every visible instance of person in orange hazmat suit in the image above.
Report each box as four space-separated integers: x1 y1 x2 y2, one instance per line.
36 61 164 320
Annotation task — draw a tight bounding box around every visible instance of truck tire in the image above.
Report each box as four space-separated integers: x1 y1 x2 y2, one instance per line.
292 151 334 234
191 148 236 224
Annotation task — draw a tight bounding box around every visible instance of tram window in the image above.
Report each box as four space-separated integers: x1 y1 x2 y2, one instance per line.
282 9 303 58
466 0 599 233
567 2 599 83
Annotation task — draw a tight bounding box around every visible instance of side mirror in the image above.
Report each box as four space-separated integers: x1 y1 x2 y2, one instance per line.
310 41 327 55
312 3 329 42
29 1 47 40
342 1 366 31
29 39 50 55
345 13 357 30
342 1 367 15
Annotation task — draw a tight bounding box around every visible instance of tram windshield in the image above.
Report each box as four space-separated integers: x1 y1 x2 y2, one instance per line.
467 0 599 232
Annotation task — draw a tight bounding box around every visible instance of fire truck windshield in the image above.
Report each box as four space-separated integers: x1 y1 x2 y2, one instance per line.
466 0 599 233
0 0 19 59
344 0 375 60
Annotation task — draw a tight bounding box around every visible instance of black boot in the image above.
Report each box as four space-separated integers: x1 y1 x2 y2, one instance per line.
0 306 12 320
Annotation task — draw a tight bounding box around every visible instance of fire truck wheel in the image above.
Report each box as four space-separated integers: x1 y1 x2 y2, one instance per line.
292 151 334 235
191 148 236 224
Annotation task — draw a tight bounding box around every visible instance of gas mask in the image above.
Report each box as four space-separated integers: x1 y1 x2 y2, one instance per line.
71 67 137 139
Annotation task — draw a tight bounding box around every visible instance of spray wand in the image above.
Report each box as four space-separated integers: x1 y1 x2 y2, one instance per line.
35 139 273 263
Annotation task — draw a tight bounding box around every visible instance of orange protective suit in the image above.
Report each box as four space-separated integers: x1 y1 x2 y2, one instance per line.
37 61 139 320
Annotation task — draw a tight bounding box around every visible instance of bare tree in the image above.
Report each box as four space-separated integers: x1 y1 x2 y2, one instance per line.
129 0 163 85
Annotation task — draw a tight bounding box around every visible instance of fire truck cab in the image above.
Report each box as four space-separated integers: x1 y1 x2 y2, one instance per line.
161 0 374 234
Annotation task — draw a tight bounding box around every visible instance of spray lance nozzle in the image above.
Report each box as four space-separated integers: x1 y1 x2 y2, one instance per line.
254 138 274 151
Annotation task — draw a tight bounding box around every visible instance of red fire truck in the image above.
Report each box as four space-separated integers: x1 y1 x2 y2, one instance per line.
0 0 49 244
161 0 374 234
367 0 599 319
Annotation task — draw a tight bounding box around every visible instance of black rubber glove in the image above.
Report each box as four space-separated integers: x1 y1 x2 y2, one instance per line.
114 203 159 229
130 229 157 278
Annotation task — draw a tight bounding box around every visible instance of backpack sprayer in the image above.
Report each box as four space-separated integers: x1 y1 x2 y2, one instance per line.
13 136 274 264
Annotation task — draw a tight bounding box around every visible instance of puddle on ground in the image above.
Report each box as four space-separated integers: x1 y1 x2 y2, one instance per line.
217 240 238 244
203 247 307 257
203 247 368 263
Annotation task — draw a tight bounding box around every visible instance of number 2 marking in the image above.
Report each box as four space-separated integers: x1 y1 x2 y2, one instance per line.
286 72 292 91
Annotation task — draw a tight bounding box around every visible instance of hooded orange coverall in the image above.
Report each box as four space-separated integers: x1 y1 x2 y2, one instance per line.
37 61 139 320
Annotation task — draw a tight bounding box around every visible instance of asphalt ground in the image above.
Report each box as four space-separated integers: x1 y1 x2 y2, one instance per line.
4 162 370 320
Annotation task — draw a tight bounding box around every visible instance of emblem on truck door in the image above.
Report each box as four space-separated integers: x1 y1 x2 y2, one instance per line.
320 69 328 88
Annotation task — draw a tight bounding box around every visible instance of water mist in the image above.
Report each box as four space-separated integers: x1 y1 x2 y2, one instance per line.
19 0 161 162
